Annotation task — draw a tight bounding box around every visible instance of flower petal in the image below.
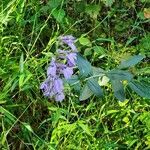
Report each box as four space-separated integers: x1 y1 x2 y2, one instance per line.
63 67 73 79
67 53 77 67
55 92 65 102
47 58 57 77
53 78 64 94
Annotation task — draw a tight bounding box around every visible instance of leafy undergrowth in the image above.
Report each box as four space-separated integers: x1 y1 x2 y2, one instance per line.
0 0 150 149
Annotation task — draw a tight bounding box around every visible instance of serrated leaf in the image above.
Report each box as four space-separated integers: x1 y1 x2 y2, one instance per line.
76 53 92 77
87 78 103 97
52 9 65 23
119 55 145 69
129 80 150 99
107 69 133 81
80 84 93 101
111 80 126 101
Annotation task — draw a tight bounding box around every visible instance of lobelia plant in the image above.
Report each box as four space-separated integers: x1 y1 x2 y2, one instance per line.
40 35 150 102
40 35 77 102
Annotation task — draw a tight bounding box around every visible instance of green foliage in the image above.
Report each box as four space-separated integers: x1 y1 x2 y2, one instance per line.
118 55 145 69
79 84 93 101
111 80 126 101
129 80 150 99
52 9 66 23
107 69 133 81
0 0 150 149
87 78 103 97
76 53 92 77
85 4 101 19
79 36 92 46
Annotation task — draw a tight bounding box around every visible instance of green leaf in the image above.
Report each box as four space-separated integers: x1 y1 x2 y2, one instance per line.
52 9 65 23
92 67 105 76
19 73 25 88
129 80 150 99
125 37 137 47
136 67 150 75
140 0 150 3
79 37 91 46
80 84 93 101
85 4 101 19
22 122 34 133
67 75 81 92
111 80 126 101
93 46 106 55
76 53 92 77
118 55 145 69
87 78 103 97
103 0 115 7
48 0 64 9
84 48 92 56
0 107 16 123
20 53 24 73
78 121 92 136
107 69 133 81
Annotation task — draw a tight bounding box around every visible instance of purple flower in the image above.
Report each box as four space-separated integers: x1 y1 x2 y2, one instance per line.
55 92 65 102
40 77 54 97
57 49 69 54
60 35 77 51
53 78 64 94
40 35 78 102
67 53 77 67
47 58 57 77
62 67 73 79
40 76 65 102
60 35 75 43
40 82 50 96
67 43 77 51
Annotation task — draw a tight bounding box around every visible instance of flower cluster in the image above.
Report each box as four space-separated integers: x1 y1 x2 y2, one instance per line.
40 35 77 102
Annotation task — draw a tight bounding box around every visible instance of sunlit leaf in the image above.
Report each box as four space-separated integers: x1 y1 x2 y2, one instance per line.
144 8 150 19
22 122 34 133
79 37 91 46
52 9 65 23
78 121 92 136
